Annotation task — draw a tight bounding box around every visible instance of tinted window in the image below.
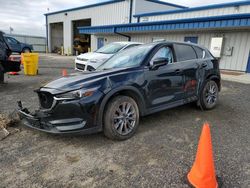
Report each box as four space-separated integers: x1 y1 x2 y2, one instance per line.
150 46 173 65
174 44 197 62
205 51 213 59
193 46 205 59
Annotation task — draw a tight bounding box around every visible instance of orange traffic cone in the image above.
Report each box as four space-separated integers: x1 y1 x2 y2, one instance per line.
187 123 218 188
62 69 67 76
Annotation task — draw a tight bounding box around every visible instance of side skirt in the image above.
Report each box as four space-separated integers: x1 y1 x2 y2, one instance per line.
145 96 198 116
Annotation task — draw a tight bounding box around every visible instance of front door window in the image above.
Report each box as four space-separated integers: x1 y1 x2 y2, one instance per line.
150 46 173 66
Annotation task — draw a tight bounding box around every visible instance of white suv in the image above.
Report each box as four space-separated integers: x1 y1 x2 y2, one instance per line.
75 42 142 71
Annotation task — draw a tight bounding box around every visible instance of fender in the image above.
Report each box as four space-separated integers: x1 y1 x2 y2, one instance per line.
197 73 221 95
206 74 221 91
96 85 146 127
196 73 221 109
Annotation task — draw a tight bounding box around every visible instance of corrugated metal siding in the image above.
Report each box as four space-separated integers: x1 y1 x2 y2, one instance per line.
134 0 182 15
47 1 130 26
47 0 130 53
130 30 250 71
6 34 46 52
143 5 250 22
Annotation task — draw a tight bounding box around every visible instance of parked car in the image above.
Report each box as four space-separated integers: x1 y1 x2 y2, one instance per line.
18 41 221 140
0 31 21 83
75 41 142 71
4 36 33 53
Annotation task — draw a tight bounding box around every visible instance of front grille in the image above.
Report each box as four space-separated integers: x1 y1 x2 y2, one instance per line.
76 63 85 70
87 65 95 71
38 92 54 109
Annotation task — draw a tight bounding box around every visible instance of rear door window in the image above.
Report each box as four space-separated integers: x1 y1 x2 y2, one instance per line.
174 44 197 62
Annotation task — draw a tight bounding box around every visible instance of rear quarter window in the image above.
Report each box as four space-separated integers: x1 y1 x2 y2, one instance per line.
205 50 214 59
193 46 205 59
174 44 197 62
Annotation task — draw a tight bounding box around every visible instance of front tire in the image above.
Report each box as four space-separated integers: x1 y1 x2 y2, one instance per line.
104 95 140 140
200 80 219 110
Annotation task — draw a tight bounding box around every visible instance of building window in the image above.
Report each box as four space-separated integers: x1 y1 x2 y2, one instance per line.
184 36 198 44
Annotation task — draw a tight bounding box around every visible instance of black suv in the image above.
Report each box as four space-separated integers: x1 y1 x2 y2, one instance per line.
0 31 21 83
18 41 221 140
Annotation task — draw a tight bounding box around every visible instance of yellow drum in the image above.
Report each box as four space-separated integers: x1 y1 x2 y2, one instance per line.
21 53 39 76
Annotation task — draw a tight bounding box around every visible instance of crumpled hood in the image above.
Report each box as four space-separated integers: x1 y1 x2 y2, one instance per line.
40 68 125 94
77 52 112 61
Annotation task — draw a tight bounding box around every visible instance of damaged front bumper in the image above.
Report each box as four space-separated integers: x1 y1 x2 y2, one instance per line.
17 101 101 135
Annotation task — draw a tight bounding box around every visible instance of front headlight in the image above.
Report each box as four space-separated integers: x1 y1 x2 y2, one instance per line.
55 88 97 101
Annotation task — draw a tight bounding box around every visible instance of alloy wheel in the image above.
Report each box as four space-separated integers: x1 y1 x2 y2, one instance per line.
204 82 218 106
113 102 136 135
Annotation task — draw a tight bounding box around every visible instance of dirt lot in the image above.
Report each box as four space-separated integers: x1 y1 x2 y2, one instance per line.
0 54 250 188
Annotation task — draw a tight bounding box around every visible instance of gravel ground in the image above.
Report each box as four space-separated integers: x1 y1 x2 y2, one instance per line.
0 54 250 188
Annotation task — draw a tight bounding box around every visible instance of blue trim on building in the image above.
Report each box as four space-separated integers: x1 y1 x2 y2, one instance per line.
134 0 250 17
78 13 250 34
145 0 187 9
44 0 125 16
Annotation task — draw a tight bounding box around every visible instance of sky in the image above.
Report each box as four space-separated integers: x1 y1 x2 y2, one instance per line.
0 0 238 36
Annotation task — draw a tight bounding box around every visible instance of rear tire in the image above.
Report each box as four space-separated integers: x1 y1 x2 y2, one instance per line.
104 95 140 140
199 80 219 110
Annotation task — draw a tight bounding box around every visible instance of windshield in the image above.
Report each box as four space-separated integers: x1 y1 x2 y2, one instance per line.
96 44 154 70
96 43 126 54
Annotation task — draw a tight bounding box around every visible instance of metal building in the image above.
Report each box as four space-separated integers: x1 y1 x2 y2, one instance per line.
46 0 250 72
45 0 185 54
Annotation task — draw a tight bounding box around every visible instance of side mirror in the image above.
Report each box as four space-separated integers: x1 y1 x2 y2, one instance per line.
150 57 169 70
